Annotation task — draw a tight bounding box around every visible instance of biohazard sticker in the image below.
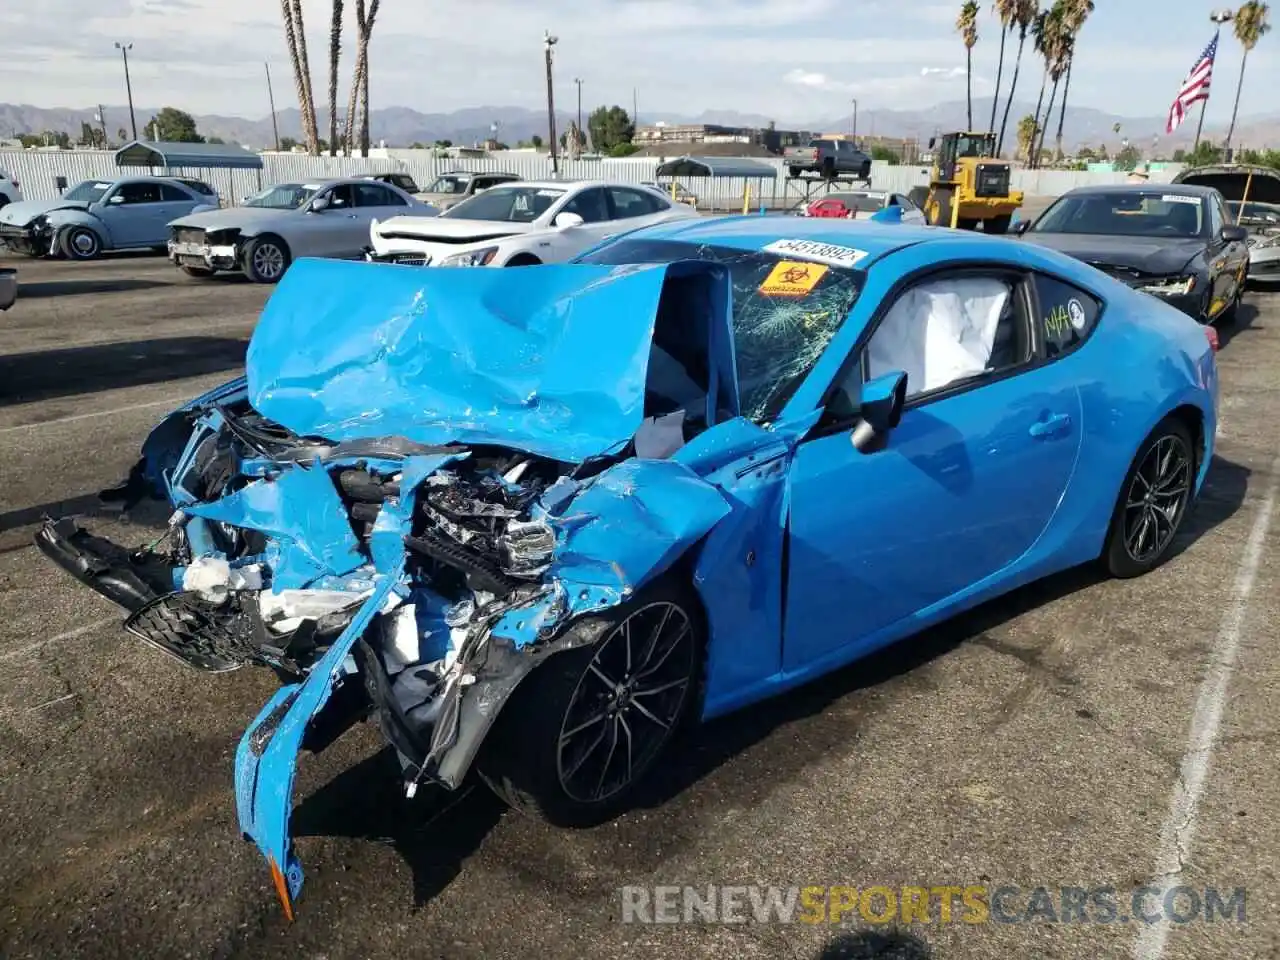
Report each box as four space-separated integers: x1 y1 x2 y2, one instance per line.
759 260 829 296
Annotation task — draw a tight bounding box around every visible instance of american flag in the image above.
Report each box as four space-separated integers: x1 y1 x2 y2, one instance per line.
1166 34 1218 134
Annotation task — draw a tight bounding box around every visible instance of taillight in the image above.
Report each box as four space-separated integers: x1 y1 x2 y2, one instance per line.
1204 325 1219 352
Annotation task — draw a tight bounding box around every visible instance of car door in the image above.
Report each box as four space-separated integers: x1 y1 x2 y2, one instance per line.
349 182 413 256
543 187 617 259
293 183 360 257
782 264 1086 671
158 182 205 229
1208 193 1248 306
95 180 169 247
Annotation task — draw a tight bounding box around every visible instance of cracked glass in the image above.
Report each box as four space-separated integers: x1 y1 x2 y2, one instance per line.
577 239 862 423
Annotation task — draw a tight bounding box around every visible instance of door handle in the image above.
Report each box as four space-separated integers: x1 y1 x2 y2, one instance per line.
1029 413 1071 438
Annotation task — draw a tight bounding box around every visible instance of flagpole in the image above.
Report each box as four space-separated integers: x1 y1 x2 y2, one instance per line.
1193 100 1208 153
1192 25 1221 152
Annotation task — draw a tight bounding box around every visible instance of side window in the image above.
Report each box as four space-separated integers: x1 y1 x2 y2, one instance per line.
354 183 406 207
561 187 610 223
159 183 192 202
1032 273 1100 359
1207 198 1224 236
608 187 662 218
326 183 355 208
116 181 162 204
865 273 1027 400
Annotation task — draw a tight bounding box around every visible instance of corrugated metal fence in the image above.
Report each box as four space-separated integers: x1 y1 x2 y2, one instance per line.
0 149 1185 209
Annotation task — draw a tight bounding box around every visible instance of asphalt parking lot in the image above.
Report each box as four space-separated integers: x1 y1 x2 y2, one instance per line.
0 247 1277 960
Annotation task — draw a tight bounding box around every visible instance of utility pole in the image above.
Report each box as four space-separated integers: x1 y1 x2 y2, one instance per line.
633 87 638 127
574 77 583 156
115 42 137 140
95 105 108 147
850 98 858 144
544 32 559 175
264 62 281 151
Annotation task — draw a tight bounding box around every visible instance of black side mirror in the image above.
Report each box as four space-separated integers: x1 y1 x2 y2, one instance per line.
851 370 908 452
1221 224 1248 243
1012 218 1033 236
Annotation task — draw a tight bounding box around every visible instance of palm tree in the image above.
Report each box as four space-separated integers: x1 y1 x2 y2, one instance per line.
1225 1 1271 154
1017 113 1039 162
342 0 380 157
280 0 319 154
990 0 1017 134
1053 0 1094 161
997 0 1037 158
1033 2 1068 167
328 0 344 158
1029 8 1052 166
956 1 980 130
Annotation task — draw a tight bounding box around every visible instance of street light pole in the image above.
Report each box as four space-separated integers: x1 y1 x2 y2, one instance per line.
851 98 858 145
544 32 559 175
264 62 281 151
1199 9 1234 154
115 42 137 141
574 77 583 156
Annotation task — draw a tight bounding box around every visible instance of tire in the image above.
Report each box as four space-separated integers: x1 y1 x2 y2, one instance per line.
858 161 872 180
907 187 930 209
1218 269 1247 324
242 235 291 283
181 264 215 278
956 218 980 231
788 165 801 179
62 226 103 261
505 254 542 266
928 191 953 227
820 158 836 180
476 578 704 827
1102 416 1196 578
986 214 1013 235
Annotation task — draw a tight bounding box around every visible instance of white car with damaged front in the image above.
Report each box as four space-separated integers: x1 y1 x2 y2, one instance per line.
366 180 699 267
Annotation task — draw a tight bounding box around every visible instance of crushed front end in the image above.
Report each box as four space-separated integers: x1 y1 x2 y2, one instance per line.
38 256 744 915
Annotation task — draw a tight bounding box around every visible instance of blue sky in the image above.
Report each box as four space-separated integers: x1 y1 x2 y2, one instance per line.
1 0 1275 124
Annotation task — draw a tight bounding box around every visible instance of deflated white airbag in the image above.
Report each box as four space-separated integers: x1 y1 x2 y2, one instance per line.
867 276 1011 396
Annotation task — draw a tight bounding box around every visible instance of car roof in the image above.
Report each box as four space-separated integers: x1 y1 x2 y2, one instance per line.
631 216 942 263
1062 182 1218 198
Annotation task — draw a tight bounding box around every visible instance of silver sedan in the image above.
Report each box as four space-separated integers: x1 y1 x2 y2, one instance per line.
167 179 439 283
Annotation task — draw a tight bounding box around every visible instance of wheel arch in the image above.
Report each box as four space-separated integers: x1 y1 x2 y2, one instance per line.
504 251 543 266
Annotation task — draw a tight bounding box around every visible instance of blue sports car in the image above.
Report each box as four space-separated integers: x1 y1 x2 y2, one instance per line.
36 218 1218 915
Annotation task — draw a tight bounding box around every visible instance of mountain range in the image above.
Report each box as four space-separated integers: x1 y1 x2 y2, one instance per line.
2 97 1277 152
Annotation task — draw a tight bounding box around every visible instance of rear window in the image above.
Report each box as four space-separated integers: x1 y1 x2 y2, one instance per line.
175 178 216 196
576 238 863 422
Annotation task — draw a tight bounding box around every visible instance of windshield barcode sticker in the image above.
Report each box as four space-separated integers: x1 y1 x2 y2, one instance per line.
762 239 868 267
1161 194 1201 205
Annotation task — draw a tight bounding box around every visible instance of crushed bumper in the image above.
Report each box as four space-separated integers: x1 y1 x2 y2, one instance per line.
34 516 170 613
168 240 239 271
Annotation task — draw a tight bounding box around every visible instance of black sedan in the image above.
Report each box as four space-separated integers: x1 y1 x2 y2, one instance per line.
1014 183 1250 324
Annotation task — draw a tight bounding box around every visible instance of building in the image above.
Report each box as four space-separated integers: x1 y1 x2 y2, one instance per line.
634 122 812 155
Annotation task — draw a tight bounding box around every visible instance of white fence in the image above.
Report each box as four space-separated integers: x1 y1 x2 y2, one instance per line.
0 149 1186 209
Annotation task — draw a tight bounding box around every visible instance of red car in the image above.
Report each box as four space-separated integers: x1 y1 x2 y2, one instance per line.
803 190 926 222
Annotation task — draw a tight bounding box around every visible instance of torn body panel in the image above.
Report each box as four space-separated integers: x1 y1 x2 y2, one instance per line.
37 258 762 913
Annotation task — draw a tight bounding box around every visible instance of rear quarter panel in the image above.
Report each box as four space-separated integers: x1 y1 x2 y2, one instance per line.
1027 273 1218 567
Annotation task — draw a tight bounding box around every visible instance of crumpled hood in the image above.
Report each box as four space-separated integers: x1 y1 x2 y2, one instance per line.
1021 233 1203 276
0 198 90 227
247 258 676 463
169 206 298 232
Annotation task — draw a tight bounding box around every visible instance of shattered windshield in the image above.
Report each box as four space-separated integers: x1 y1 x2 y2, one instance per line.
577 239 863 422
443 186 565 222
243 183 319 209
63 180 113 202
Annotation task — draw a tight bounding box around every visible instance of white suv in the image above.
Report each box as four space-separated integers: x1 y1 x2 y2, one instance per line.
0 169 21 209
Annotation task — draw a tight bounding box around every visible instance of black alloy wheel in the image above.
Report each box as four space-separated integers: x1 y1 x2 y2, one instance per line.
1104 417 1196 578
555 599 696 805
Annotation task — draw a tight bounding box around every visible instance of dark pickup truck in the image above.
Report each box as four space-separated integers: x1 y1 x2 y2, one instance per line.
784 139 873 180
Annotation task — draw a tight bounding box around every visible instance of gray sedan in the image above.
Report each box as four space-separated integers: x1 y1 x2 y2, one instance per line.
1226 200 1280 286
167 178 439 283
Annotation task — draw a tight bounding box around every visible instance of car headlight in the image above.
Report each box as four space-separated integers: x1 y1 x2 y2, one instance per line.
439 246 499 267
1138 276 1196 296
29 214 51 235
